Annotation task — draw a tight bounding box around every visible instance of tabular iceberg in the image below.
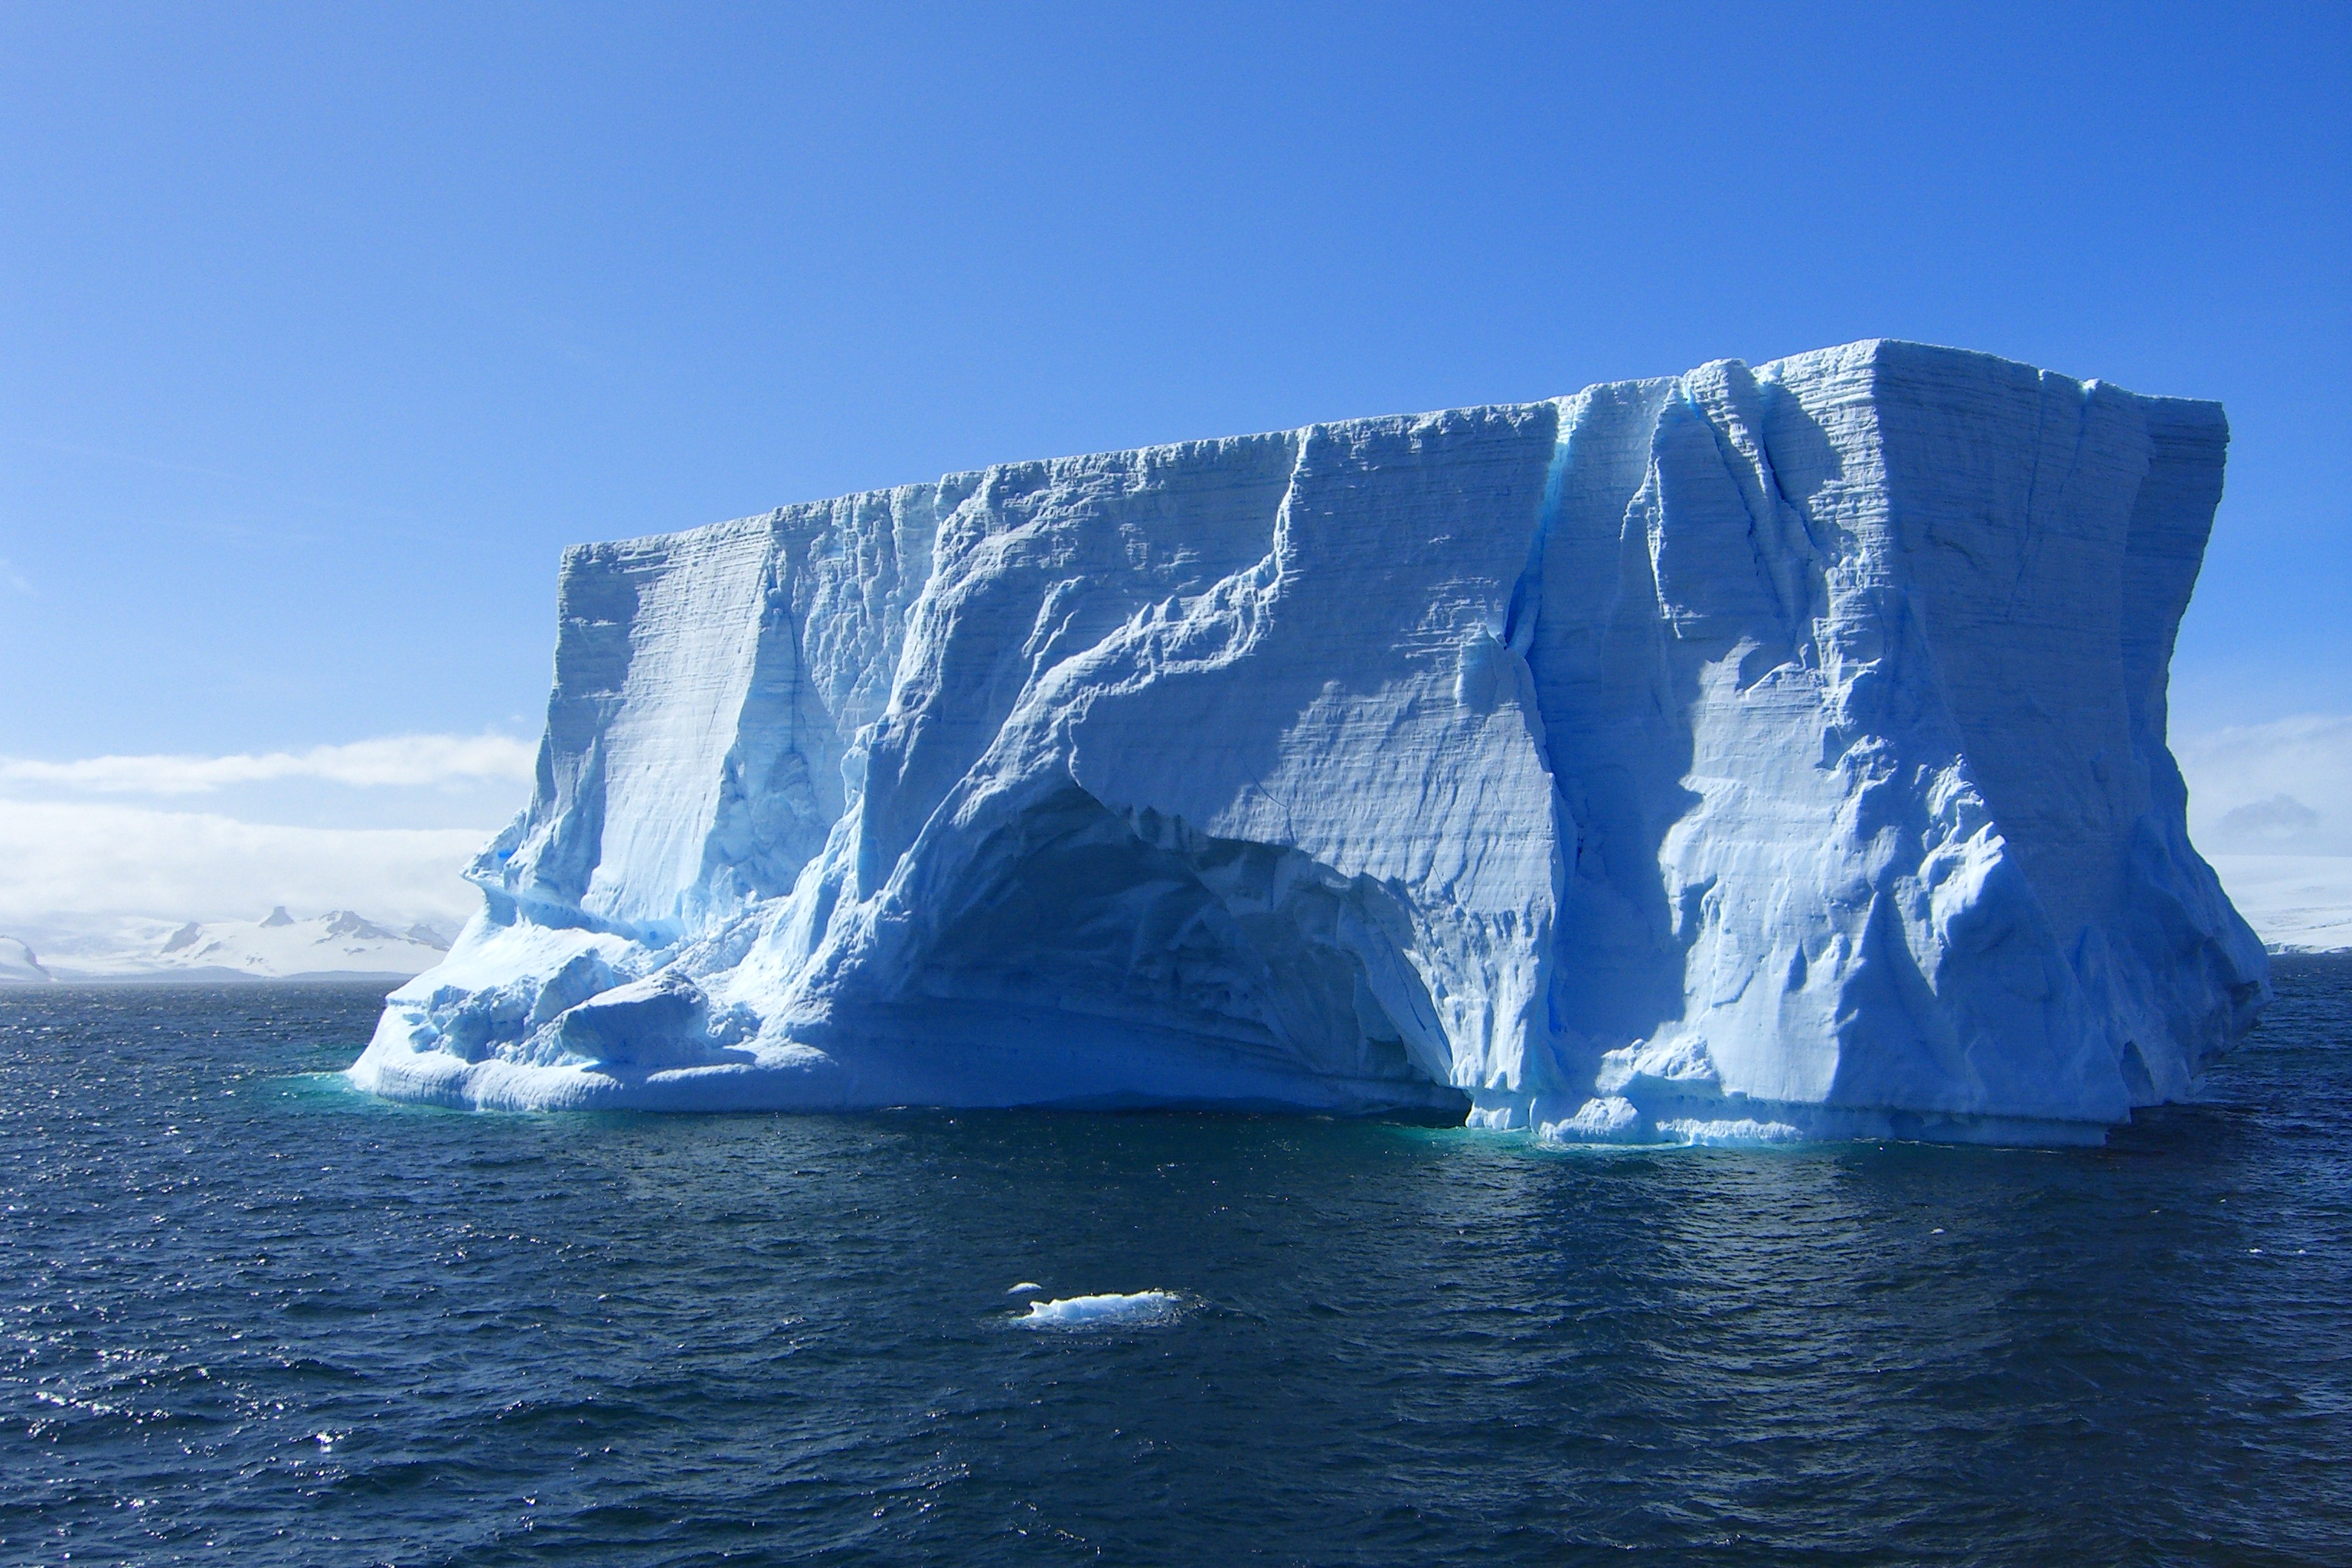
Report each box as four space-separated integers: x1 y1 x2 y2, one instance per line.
351 340 2269 1145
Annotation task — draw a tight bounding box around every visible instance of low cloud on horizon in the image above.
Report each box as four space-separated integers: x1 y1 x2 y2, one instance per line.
2177 713 2352 857
0 731 526 944
0 732 537 794
0 799 488 942
0 717 2342 949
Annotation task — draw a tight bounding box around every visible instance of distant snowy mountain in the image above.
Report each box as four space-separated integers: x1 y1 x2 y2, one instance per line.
40 908 451 982
0 936 52 985
2208 857 2352 953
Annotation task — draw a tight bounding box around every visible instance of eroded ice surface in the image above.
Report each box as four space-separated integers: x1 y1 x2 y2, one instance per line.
349 341 2269 1145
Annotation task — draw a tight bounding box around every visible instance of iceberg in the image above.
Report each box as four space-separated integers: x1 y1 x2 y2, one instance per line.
350 340 2269 1145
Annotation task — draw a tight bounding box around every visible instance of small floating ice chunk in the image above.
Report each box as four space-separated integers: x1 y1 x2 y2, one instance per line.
1016 1290 1184 1328
1006 1282 1044 1294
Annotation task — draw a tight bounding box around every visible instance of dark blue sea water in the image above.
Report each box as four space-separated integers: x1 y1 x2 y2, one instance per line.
2 964 2347 1566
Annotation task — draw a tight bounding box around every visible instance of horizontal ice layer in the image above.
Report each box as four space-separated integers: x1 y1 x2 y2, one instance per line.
350 339 2269 1145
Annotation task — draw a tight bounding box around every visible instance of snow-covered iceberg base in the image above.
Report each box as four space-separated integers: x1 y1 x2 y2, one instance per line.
351 340 2269 1147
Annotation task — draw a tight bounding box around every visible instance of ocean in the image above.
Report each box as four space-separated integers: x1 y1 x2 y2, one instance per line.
2 961 2346 1565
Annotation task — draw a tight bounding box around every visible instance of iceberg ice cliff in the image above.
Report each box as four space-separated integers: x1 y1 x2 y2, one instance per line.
351 341 2269 1145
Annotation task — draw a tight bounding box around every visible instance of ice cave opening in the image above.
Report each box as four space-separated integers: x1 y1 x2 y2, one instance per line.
891 786 1472 1116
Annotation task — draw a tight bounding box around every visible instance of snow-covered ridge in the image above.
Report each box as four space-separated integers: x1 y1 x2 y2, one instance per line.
0 937 51 985
2204 856 2352 954
30 908 450 982
351 340 2269 1145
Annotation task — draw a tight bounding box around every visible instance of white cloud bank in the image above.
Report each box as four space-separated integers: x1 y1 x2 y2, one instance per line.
2177 714 2352 856
2176 714 2352 951
2 719 2344 953
0 799 487 938
0 733 537 794
0 732 527 946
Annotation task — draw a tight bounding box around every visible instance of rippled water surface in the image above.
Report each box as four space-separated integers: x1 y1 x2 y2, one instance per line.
3 962 2347 1565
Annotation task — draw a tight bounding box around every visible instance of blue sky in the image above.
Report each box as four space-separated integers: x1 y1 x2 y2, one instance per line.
1 2 2346 934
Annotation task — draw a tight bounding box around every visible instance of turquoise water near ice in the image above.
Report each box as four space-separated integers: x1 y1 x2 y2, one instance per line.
3 963 2347 1565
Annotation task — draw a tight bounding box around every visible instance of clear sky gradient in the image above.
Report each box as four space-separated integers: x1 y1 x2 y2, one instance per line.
2 2 2346 933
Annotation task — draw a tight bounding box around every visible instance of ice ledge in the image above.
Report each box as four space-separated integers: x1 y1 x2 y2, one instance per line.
1468 1092 2111 1150
351 1011 2109 1148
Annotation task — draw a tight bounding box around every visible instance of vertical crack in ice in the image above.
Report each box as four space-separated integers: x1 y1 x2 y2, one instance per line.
1502 402 1573 658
